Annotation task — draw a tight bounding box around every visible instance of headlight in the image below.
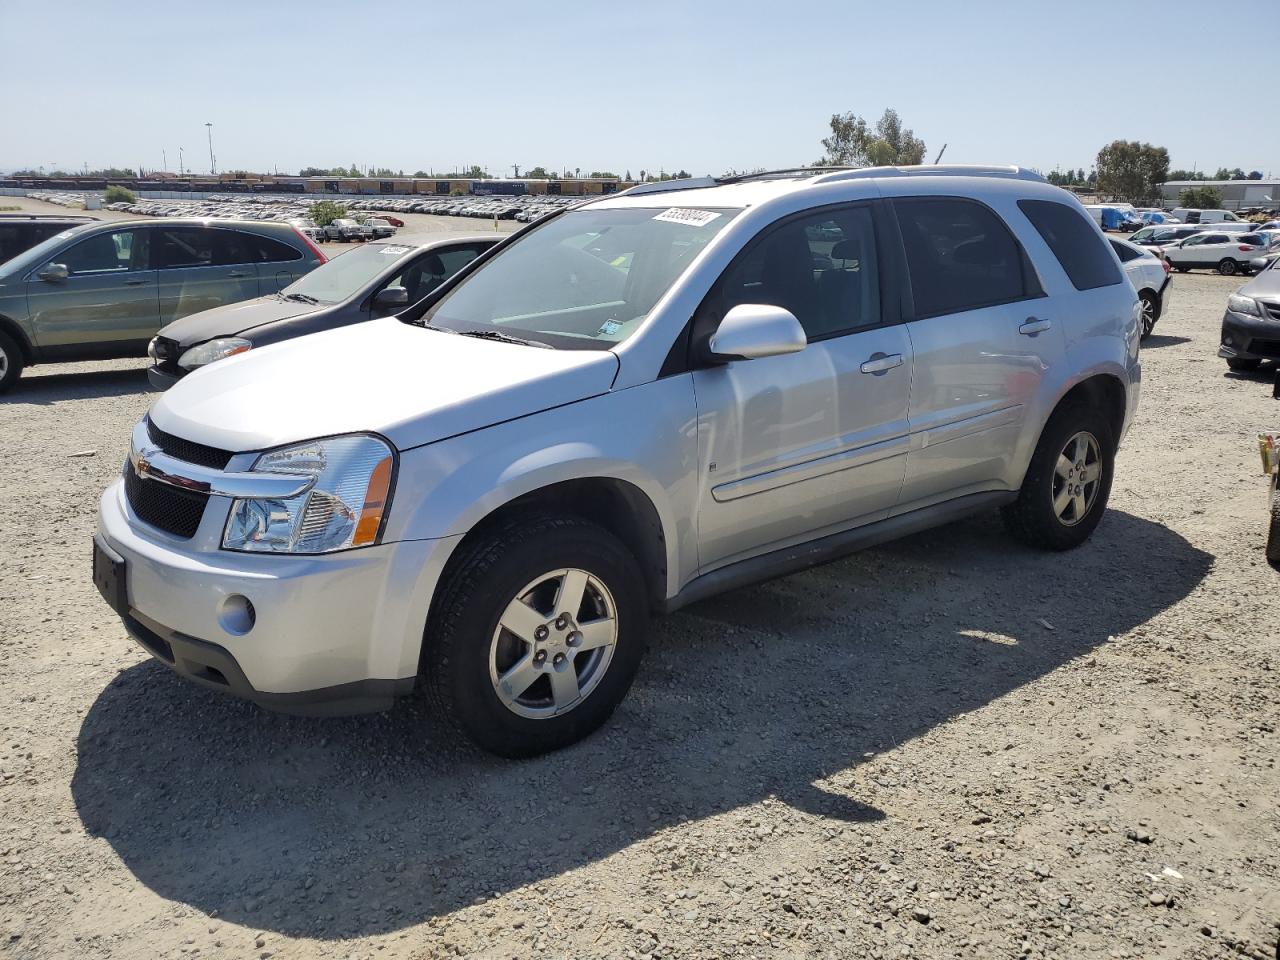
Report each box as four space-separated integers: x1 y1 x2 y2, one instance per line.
1227 294 1262 317
178 337 252 371
146 337 159 360
222 434 395 553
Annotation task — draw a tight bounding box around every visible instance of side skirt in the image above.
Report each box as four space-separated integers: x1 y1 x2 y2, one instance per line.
665 491 1017 613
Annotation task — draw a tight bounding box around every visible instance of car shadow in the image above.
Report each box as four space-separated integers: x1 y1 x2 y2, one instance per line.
1140 334 1191 349
4 366 150 404
71 509 1211 940
1223 362 1278 383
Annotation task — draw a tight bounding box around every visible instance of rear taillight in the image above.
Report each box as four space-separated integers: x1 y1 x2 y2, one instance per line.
295 228 328 264
1239 245 1254 252
1161 257 1171 274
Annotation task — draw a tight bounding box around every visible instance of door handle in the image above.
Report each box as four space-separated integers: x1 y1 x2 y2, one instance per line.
1019 317 1052 335
860 353 904 375
123 278 149 286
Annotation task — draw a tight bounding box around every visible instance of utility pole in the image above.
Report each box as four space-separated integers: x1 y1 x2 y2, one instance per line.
205 122 216 176
162 149 168 173
179 147 184 176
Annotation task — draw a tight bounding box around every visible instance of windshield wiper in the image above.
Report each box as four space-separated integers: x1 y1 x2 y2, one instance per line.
457 329 552 349
401 317 458 333
281 292 320 304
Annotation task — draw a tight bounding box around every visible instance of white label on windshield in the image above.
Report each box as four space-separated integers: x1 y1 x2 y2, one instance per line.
380 245 411 255
653 208 721 227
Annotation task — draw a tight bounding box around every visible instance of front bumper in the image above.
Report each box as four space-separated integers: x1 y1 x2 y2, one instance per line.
1219 309 1280 362
96 477 461 714
147 362 184 390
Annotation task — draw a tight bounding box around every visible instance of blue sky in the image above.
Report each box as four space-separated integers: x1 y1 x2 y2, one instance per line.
5 0 1275 179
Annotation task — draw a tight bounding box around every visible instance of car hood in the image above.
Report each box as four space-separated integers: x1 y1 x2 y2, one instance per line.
156 295 323 345
148 318 620 452
1241 267 1280 301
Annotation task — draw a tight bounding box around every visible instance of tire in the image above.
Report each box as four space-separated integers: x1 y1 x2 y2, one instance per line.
1227 357 1261 372
1002 401 1115 551
1174 265 1190 273
424 516 650 758
0 330 24 394
1217 258 1238 276
1267 480 1280 571
1138 291 1158 339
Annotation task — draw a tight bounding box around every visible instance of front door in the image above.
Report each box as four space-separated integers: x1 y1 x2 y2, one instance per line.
154 226 261 323
26 226 159 355
692 203 913 571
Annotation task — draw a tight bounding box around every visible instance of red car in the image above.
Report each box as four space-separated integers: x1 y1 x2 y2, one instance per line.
379 215 404 227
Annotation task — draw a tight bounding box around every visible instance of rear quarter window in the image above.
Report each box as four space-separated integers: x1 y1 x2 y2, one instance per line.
253 234 303 263
1017 199 1123 291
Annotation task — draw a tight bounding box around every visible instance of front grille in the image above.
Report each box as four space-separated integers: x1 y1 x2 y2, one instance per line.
1249 339 1280 360
147 418 233 470
1263 302 1280 322
125 468 208 539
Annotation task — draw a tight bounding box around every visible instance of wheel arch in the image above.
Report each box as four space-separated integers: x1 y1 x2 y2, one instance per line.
1047 372 1128 453
0 315 35 364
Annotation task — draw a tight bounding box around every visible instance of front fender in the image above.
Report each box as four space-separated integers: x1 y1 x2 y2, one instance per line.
383 377 701 599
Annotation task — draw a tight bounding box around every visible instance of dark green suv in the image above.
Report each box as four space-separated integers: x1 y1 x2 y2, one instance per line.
0 218 326 392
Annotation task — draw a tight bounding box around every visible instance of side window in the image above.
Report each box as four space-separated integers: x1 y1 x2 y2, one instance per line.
1110 240 1140 263
896 197 1036 316
155 227 217 269
213 230 255 266
61 229 149 275
1017 199 1122 291
386 245 486 302
253 234 303 263
1184 211 1201 223
716 205 882 340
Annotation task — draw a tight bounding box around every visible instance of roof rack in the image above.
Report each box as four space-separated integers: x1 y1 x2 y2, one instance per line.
610 176 720 199
811 165 1046 184
717 167 857 184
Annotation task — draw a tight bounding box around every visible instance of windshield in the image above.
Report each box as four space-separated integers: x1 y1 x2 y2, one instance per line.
283 242 417 303
0 223 96 277
420 206 739 348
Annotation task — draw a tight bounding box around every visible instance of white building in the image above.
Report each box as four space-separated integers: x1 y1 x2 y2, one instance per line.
1158 179 1279 211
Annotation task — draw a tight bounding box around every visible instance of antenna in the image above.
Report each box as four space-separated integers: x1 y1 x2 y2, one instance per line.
933 144 948 164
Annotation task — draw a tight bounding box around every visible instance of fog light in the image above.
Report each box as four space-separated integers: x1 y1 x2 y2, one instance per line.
218 594 256 635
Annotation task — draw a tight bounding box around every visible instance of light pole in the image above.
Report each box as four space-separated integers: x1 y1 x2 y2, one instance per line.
205 122 215 176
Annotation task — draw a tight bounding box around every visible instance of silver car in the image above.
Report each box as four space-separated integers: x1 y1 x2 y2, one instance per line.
95 166 1140 756
0 218 326 392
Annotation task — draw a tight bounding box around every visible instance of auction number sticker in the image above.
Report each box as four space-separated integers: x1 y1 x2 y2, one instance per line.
653 208 721 227
380 245 411 255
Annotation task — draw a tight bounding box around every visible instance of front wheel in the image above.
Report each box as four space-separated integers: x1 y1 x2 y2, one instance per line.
1227 357 1261 372
1218 258 1239 276
424 517 650 757
1002 402 1115 550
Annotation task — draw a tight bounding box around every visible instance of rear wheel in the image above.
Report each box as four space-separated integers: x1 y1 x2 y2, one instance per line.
1138 291 1158 338
1174 264 1190 273
1227 357 1261 372
1002 402 1114 550
1218 258 1239 276
0 330 24 394
424 517 650 757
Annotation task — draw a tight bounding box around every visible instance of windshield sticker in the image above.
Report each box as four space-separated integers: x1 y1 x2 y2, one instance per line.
380 245 411 255
653 208 721 227
597 319 622 336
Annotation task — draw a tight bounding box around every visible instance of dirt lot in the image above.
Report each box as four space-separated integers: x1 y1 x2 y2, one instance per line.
0 226 1277 960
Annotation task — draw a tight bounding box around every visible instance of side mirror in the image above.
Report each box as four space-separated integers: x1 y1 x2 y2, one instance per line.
38 263 68 282
706 303 807 362
373 286 409 311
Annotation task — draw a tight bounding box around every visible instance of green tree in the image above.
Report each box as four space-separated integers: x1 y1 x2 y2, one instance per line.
308 200 347 227
463 165 488 179
103 185 135 204
819 108 926 167
1178 186 1223 209
523 166 553 179
1095 140 1169 203
588 171 618 179
1167 169 1205 181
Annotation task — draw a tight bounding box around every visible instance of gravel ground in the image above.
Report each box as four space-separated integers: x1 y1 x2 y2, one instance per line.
1 249 1278 960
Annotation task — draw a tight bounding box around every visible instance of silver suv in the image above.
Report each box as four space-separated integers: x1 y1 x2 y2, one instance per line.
94 166 1141 756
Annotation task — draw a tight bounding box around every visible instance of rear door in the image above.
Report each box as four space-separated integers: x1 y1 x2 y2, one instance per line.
26 226 159 354
692 202 913 570
154 226 260 323
892 195 1062 508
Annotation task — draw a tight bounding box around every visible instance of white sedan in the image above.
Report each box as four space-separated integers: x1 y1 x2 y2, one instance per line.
1110 237 1171 339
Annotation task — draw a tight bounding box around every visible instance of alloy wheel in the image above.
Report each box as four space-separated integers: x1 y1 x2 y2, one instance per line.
1052 431 1102 526
489 568 618 719
1140 297 1156 337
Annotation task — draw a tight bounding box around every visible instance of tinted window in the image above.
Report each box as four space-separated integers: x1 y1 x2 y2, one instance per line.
254 234 303 263
62 228 150 275
896 197 1034 316
1017 199 1122 291
0 225 29 263
1109 239 1141 262
717 204 881 339
155 227 217 268
1238 234 1262 246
